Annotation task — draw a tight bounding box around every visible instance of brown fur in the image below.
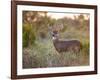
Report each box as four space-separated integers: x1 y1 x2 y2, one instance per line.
53 39 81 53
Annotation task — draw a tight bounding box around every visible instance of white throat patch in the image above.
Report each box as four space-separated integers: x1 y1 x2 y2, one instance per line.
52 37 56 40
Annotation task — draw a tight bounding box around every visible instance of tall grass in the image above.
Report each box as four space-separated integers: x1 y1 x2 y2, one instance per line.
23 39 89 68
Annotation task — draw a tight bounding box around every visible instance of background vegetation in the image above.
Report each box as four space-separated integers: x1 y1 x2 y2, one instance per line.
22 11 90 68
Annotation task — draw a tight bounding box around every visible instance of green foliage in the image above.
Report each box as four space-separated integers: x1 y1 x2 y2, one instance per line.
23 23 36 47
23 31 29 47
82 41 89 54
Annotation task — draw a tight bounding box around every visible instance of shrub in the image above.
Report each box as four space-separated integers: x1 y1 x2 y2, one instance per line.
23 23 36 48
23 31 29 47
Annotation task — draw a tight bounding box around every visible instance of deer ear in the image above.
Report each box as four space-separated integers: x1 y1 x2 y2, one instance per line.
48 26 53 32
48 26 53 35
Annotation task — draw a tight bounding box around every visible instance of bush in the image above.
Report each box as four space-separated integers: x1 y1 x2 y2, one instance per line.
23 23 36 48
23 31 29 47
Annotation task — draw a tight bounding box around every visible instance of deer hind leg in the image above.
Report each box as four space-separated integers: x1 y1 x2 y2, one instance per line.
65 46 80 53
67 47 74 52
73 46 80 53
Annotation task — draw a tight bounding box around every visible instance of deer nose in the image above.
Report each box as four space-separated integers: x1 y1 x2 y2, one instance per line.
52 34 55 36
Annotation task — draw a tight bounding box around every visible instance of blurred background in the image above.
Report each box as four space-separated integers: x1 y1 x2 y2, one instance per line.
22 11 90 68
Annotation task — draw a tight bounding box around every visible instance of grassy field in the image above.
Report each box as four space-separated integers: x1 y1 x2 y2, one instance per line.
23 39 89 68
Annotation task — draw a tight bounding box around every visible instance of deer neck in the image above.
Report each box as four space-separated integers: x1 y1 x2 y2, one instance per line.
52 36 59 43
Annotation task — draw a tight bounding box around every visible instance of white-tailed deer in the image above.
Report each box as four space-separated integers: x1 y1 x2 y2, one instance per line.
49 23 81 53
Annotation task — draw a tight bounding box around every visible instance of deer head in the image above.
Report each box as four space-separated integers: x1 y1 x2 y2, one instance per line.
49 23 64 40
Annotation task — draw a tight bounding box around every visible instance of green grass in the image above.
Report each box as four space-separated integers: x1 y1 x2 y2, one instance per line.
23 39 89 68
